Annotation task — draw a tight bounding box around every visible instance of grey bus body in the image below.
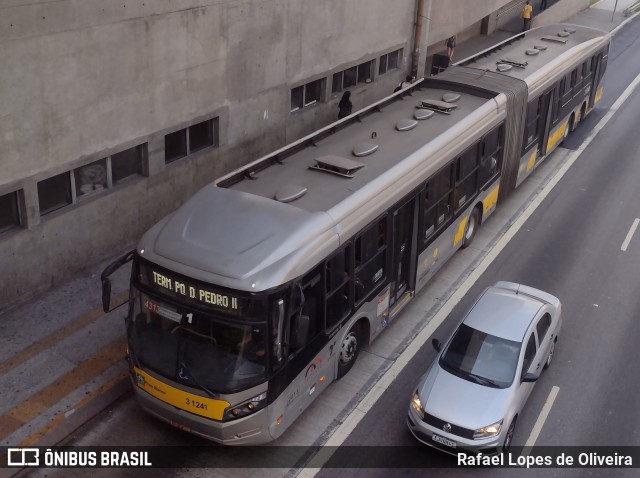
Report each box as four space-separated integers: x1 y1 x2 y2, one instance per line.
102 24 609 445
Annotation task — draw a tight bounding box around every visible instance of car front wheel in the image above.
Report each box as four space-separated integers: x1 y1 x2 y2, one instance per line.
544 340 555 370
503 418 517 452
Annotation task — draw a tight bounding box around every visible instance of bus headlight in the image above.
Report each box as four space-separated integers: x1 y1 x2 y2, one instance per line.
225 392 267 421
410 391 424 420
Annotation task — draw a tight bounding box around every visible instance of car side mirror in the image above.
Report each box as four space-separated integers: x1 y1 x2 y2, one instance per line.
432 338 442 352
522 372 539 383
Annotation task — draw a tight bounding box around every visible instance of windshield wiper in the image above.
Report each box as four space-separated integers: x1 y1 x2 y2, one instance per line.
179 361 219 398
466 373 500 388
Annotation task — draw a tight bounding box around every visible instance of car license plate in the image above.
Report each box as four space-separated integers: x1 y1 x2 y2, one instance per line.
432 433 456 448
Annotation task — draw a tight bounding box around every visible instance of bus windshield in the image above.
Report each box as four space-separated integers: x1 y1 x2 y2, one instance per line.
129 288 267 394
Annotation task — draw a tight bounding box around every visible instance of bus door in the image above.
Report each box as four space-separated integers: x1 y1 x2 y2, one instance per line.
589 52 603 108
390 195 419 314
538 90 554 156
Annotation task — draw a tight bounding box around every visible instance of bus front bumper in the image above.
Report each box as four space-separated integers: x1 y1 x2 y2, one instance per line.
132 379 273 445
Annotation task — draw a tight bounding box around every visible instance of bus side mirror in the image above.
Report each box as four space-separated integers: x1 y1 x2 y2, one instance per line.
100 249 134 313
292 314 310 349
101 278 112 313
432 338 442 352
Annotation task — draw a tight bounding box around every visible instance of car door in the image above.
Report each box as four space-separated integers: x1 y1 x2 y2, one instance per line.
513 332 538 413
534 312 554 367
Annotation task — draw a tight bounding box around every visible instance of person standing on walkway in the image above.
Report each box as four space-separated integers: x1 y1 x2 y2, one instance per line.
522 1 533 31
338 91 352 119
446 35 457 61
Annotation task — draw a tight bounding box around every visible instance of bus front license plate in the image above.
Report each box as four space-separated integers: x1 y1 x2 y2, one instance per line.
432 434 456 448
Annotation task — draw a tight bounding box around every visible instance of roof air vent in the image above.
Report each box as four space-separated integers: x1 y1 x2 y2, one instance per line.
497 58 528 68
353 142 379 157
557 31 570 37
396 119 418 131
541 36 568 44
414 109 435 120
419 99 458 114
534 44 548 50
309 155 365 178
275 185 307 203
497 64 513 72
526 48 540 56
442 93 461 103
564 27 577 33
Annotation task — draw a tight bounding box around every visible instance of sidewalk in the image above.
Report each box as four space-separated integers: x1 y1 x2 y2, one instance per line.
0 0 638 466
451 0 639 63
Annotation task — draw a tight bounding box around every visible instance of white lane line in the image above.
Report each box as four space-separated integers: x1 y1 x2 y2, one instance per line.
297 70 640 477
621 218 640 251
524 386 560 449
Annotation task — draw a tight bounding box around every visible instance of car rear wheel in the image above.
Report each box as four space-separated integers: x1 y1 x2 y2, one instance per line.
337 323 361 379
503 418 517 452
543 340 555 370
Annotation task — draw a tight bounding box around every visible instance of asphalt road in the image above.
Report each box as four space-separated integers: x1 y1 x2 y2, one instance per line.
24 16 640 478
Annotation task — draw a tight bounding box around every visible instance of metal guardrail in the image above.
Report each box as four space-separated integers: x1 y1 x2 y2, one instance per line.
496 0 528 20
623 0 640 16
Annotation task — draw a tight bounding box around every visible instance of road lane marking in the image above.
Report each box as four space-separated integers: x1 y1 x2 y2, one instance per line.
621 218 639 251
18 369 130 446
0 337 126 441
524 385 560 449
0 290 128 376
297 65 640 476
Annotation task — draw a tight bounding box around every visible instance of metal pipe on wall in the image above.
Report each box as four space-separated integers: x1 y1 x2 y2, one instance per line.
411 0 431 79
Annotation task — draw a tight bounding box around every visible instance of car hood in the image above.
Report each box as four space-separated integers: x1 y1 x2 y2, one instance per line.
418 363 511 430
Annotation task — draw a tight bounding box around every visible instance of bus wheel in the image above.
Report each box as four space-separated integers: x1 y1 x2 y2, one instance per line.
569 113 578 132
461 207 480 249
337 323 361 378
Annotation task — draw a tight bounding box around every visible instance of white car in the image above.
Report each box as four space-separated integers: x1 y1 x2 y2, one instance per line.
407 281 561 455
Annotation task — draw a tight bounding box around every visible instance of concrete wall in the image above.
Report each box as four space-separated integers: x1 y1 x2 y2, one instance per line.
427 0 515 45
533 0 591 28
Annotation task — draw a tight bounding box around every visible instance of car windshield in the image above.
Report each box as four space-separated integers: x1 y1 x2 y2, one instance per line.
439 323 520 388
128 289 267 394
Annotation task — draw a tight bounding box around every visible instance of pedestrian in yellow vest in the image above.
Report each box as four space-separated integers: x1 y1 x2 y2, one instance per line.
522 1 533 32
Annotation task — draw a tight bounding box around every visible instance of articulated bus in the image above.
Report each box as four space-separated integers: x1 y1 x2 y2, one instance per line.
102 24 609 445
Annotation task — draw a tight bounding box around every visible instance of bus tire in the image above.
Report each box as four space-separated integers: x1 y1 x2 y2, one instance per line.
461 207 481 249
569 113 578 132
337 323 361 379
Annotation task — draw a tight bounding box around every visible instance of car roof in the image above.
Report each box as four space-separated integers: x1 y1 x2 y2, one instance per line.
462 286 543 342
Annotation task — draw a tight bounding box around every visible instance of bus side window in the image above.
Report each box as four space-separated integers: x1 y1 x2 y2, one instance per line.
454 143 479 211
325 246 352 331
354 217 387 305
423 163 453 241
289 266 323 353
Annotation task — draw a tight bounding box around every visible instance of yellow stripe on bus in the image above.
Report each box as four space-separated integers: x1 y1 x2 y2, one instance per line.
454 217 468 247
483 185 500 216
547 122 567 152
594 85 604 104
133 367 229 420
526 150 537 173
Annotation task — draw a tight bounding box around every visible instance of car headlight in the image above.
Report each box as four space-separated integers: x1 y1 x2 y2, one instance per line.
473 419 503 439
410 391 424 420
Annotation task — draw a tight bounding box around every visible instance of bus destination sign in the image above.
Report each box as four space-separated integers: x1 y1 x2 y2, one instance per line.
141 265 245 315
